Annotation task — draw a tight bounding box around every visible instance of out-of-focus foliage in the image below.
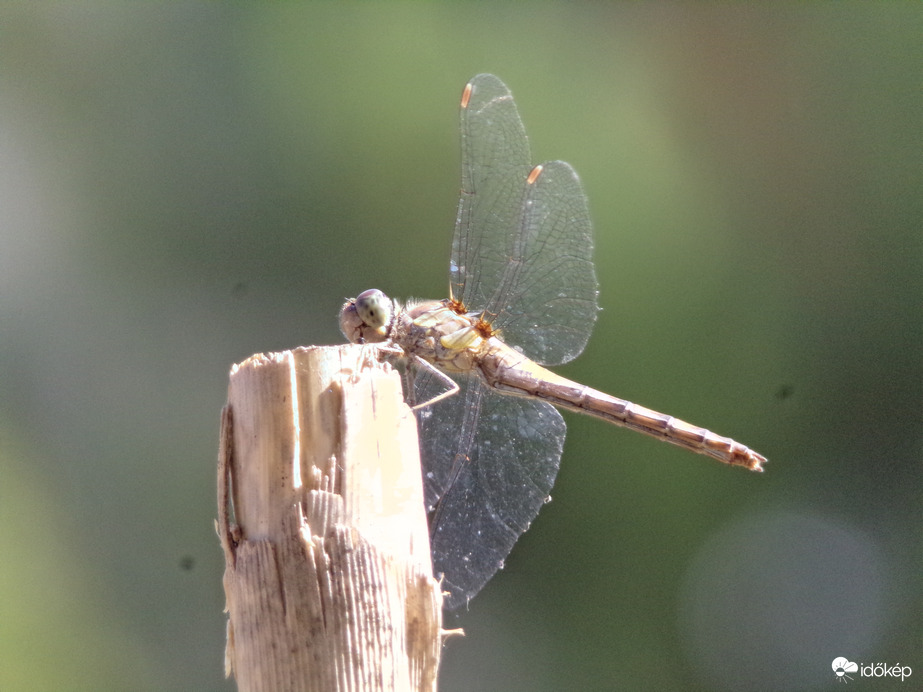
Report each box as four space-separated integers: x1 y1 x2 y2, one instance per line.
0 4 919 691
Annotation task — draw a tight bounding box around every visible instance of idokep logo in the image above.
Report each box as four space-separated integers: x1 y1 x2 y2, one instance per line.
832 658 858 683
832 657 913 683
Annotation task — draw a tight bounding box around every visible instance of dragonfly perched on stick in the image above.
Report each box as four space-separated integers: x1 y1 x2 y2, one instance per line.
340 74 766 611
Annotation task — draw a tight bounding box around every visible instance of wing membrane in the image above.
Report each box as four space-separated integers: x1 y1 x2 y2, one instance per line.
419 75 597 609
451 74 598 365
452 74 531 313
417 373 565 610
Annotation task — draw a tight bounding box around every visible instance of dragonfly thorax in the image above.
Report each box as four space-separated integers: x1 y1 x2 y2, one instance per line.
392 299 488 373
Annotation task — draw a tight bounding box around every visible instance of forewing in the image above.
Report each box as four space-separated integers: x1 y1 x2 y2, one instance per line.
451 75 598 365
451 74 531 317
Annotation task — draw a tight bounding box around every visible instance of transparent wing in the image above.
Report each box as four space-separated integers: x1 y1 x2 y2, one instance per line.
413 368 474 510
451 74 531 316
489 160 598 364
415 75 592 609
452 74 598 366
415 371 566 610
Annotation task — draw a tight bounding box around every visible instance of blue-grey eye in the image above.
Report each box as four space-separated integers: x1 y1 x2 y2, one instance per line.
354 288 392 329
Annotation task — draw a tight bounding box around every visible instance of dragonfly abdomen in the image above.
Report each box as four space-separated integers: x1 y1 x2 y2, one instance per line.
480 341 765 472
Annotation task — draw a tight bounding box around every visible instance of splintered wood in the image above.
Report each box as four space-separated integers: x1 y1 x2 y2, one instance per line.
218 345 442 692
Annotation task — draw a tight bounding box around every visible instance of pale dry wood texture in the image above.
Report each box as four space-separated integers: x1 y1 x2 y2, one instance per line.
218 345 442 692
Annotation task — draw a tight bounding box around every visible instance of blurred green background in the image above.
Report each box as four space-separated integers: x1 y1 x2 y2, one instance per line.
1 4 920 691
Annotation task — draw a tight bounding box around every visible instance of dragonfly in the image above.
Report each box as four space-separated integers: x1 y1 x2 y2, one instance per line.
340 74 766 611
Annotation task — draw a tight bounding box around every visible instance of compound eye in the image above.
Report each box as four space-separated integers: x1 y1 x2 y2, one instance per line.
354 288 393 329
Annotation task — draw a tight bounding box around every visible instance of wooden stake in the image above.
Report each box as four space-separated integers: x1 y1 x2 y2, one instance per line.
218 345 442 691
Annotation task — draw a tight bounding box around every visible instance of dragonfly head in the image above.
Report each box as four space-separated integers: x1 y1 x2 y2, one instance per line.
339 288 394 344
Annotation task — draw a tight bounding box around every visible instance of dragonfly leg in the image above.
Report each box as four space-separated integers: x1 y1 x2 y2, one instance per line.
409 355 460 410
